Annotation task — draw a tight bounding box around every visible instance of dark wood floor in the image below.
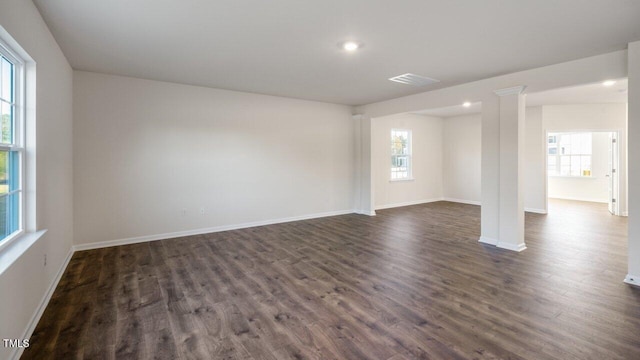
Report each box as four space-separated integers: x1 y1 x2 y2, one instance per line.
23 200 640 359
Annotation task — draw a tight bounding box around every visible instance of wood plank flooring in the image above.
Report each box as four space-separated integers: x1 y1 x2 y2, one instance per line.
22 200 640 359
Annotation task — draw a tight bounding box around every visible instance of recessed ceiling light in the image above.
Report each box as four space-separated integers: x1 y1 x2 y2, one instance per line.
463 102 471 108
341 41 362 52
603 80 616 87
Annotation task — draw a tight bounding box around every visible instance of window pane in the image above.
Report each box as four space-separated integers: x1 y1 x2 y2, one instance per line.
548 147 557 155
0 151 6 195
1 100 12 144
570 155 581 176
560 156 570 176
1 57 13 103
581 134 592 154
0 192 19 238
0 150 19 194
0 150 19 238
581 156 592 176
391 131 409 155
548 156 557 175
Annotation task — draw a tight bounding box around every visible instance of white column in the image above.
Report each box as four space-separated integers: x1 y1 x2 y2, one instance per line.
626 41 640 286
353 114 376 216
496 86 527 251
479 95 500 245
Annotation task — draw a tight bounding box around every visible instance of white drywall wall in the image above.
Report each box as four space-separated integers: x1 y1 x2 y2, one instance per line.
73 71 356 245
524 107 547 212
372 114 443 208
627 40 639 283
0 1 74 358
442 114 481 204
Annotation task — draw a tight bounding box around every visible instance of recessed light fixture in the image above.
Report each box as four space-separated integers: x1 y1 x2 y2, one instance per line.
340 41 362 52
603 80 616 87
463 102 471 108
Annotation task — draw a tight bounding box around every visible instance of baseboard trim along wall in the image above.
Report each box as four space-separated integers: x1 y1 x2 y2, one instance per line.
73 209 356 252
375 198 442 210
496 242 527 252
354 210 377 216
11 248 74 360
525 207 548 214
442 198 481 206
478 236 498 245
548 196 608 204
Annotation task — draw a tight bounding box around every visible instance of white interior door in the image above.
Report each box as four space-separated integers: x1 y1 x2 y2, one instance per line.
608 132 619 215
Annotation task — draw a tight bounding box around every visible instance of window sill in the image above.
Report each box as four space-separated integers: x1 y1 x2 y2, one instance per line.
549 175 597 180
390 178 415 183
0 230 47 276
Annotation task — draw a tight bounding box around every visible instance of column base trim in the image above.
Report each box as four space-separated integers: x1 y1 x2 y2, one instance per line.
496 242 527 252
624 274 640 287
478 236 498 245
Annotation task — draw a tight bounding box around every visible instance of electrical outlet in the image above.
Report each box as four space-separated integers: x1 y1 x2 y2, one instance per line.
200 207 205 215
181 209 187 216
44 254 47 267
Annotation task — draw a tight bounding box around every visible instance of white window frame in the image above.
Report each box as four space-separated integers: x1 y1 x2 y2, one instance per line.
390 129 413 181
0 37 26 251
547 132 593 178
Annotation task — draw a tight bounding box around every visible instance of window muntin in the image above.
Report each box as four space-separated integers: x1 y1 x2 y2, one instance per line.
547 132 592 177
391 129 411 180
0 45 23 244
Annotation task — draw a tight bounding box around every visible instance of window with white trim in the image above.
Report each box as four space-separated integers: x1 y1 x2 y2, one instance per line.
391 129 411 180
0 41 24 244
547 132 592 177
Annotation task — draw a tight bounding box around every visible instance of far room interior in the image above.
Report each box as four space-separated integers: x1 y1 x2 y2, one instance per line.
1 1 640 360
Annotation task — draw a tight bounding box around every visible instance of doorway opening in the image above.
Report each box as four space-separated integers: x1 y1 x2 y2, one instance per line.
546 131 620 215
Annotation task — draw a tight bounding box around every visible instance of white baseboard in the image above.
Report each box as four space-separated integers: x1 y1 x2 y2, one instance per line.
496 242 527 252
441 199 546 214
525 207 547 214
11 247 74 360
478 236 498 245
442 198 481 206
624 274 640 287
479 236 526 252
622 211 629 217
375 198 442 211
74 209 355 251
548 196 608 204
354 209 376 216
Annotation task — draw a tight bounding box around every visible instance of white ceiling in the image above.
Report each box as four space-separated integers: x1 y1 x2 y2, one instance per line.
413 102 482 118
412 79 628 118
34 0 640 106
526 79 628 107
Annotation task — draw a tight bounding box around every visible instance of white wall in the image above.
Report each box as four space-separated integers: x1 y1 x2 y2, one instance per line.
548 132 611 203
627 40 639 283
524 107 546 212
372 114 443 209
543 104 628 213
73 71 355 245
442 114 481 204
0 1 74 359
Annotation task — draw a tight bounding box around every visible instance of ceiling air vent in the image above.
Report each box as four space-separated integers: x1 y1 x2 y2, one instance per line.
389 73 440 87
